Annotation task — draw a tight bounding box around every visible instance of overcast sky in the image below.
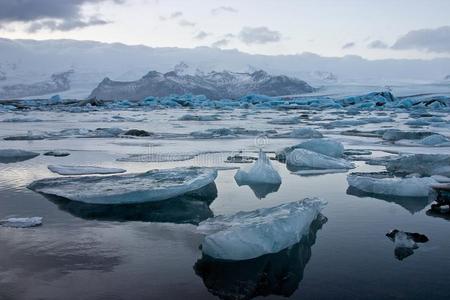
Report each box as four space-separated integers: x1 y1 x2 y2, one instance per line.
1 0 450 60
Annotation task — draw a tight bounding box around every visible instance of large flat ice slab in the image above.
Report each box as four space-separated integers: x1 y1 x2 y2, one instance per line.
29 167 218 204
197 198 327 260
0 149 39 163
0 217 43 228
48 165 126 175
347 174 437 197
386 154 450 177
287 149 354 170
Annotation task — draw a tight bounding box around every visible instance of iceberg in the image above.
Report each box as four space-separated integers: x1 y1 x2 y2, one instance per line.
0 149 39 163
288 128 323 138
234 150 281 185
287 149 354 170
347 174 437 197
0 217 43 228
194 215 327 299
386 154 450 176
178 114 220 121
197 198 327 260
28 167 218 204
48 165 127 175
419 134 450 146
294 138 344 158
382 129 434 142
268 116 301 125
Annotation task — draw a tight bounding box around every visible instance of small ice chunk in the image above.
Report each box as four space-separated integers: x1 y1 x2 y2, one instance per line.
198 198 327 260
287 149 354 170
29 167 218 204
0 217 42 228
48 165 126 175
268 116 301 125
0 149 39 163
431 175 450 183
394 231 417 249
234 150 281 185
43 151 70 157
347 174 437 197
178 114 220 121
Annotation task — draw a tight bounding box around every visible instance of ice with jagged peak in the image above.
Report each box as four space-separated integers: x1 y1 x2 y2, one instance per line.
197 198 327 260
420 134 450 146
287 149 354 170
48 165 126 175
347 174 437 197
0 149 39 163
28 167 218 204
0 217 42 228
234 150 281 185
386 154 450 176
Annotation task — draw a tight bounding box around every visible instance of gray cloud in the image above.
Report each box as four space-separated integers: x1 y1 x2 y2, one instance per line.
367 40 388 49
211 39 230 48
211 6 238 15
392 26 450 53
169 11 183 19
178 19 195 27
342 42 355 49
238 26 281 45
194 31 210 40
0 0 121 31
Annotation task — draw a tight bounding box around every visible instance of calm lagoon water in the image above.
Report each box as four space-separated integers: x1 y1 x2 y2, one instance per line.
0 110 449 300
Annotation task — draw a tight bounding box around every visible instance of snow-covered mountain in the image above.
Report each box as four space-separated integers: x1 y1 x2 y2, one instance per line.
1 38 450 99
0 70 73 99
89 69 314 100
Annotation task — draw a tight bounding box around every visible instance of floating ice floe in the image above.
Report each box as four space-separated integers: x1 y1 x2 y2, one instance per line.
234 150 281 185
419 134 450 146
48 165 126 175
43 151 70 157
178 114 220 121
347 173 437 197
386 229 429 260
0 217 43 228
293 169 348 176
29 167 218 204
0 149 40 163
288 127 323 138
382 129 434 142
294 138 344 158
287 149 354 170
117 153 197 162
268 116 301 125
386 154 450 177
197 198 327 260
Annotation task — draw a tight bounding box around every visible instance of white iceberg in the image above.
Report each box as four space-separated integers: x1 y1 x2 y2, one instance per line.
0 217 43 228
386 154 450 177
29 167 218 204
48 165 127 175
197 198 327 260
268 116 301 125
347 174 437 197
0 149 39 163
287 149 354 170
234 150 281 185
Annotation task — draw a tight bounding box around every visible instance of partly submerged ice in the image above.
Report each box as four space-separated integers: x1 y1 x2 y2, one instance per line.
287 149 354 170
347 174 437 197
0 217 43 228
234 150 281 185
29 167 218 204
386 154 450 177
292 138 344 158
0 149 40 163
197 198 327 260
48 165 126 175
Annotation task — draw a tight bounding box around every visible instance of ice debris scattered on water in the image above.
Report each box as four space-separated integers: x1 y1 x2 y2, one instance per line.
0 149 39 163
347 173 437 197
234 150 281 185
287 149 354 170
29 167 218 204
197 198 327 260
48 165 127 175
0 217 43 228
